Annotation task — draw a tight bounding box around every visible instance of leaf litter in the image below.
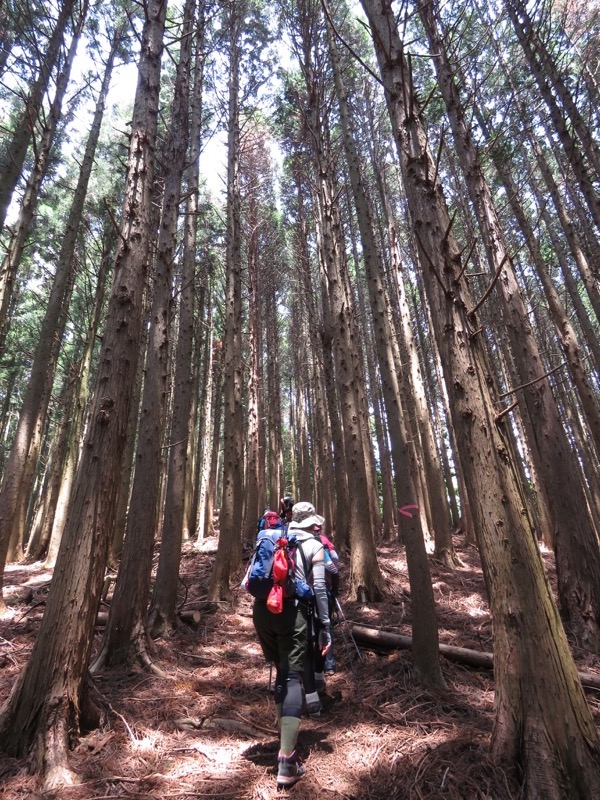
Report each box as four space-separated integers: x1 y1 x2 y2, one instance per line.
1 538 599 800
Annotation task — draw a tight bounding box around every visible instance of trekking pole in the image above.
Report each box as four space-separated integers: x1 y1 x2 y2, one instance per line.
335 610 363 697
335 597 363 661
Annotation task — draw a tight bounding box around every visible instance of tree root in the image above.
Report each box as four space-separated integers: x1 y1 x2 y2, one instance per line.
135 630 170 679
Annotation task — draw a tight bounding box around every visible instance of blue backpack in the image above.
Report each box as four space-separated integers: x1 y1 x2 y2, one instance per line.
244 529 294 600
244 529 313 604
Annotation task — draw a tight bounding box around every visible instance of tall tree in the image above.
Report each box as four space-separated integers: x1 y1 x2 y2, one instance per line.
505 0 600 232
0 0 79 237
0 4 118 606
242 127 266 539
418 0 600 649
146 0 198 636
289 0 383 598
208 0 247 600
92 0 197 655
324 0 443 682
360 1 600 794
0 0 168 786
159 0 208 549
0 0 89 350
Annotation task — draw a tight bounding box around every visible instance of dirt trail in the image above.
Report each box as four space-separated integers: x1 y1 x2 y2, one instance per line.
1 540 598 799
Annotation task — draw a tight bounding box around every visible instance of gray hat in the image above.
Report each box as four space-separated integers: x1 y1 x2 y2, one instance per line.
292 501 325 528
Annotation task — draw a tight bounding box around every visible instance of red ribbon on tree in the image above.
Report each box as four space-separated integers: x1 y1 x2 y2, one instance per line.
398 504 419 518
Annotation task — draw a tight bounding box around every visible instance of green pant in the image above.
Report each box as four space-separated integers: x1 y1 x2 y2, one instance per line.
252 598 308 674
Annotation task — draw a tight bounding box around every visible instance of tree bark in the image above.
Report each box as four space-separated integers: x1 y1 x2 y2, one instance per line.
325 4 442 680
44 222 113 568
148 0 199 635
243 137 263 541
207 0 246 601
0 0 167 786
420 0 600 650
361 2 600 795
95 0 195 646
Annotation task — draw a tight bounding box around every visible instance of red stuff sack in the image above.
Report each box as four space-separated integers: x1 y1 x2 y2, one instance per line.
266 537 296 614
272 538 291 583
266 584 284 613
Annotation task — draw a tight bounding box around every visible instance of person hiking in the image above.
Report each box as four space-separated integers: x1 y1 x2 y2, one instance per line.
250 501 331 789
256 508 282 534
279 494 294 524
315 526 339 676
301 523 339 708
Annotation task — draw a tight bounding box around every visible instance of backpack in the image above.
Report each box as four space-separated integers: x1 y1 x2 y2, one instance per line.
258 509 281 531
244 530 313 613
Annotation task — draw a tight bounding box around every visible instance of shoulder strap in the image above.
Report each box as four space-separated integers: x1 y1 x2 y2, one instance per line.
295 540 311 578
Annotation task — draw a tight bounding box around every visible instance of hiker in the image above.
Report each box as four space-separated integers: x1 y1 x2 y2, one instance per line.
301 523 339 706
279 494 294 524
250 501 331 788
257 508 282 533
315 526 339 676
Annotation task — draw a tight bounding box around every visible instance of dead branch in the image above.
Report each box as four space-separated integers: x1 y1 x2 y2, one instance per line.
467 251 508 318
498 361 567 399
174 716 276 737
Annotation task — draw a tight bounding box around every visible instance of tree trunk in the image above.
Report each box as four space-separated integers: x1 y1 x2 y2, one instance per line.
505 0 600 233
24 366 78 562
325 3 442 678
507 0 600 176
44 222 113 568
290 159 337 534
195 304 216 543
419 0 600 650
266 282 283 509
202 340 223 540
528 129 600 326
0 3 111 604
363 81 454 559
361 2 600 794
291 331 312 501
148 0 199 635
0 2 90 350
472 97 600 459
207 1 246 601
98 0 191 641
0 0 167 786
314 157 383 599
244 157 262 541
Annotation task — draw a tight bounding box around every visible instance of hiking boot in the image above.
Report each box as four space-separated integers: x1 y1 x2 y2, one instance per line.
277 750 305 788
314 671 326 692
305 690 322 718
306 700 323 718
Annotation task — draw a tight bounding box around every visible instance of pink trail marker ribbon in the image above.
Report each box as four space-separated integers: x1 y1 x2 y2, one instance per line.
398 504 419 518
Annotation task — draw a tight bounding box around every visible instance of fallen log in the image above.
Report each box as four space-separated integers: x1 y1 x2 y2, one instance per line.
95 609 200 626
179 609 202 623
4 585 34 605
350 623 600 691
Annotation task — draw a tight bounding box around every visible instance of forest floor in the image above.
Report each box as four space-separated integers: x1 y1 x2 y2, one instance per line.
1 536 600 800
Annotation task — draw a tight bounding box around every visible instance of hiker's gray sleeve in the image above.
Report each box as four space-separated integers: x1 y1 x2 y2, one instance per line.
312 561 330 627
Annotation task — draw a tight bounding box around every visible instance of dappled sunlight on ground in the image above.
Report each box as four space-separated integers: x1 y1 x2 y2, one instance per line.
0 537 598 799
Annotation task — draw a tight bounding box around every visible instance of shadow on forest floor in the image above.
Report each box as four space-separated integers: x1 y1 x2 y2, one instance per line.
1 537 599 799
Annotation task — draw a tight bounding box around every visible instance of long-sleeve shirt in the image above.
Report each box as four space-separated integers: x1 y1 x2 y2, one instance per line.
287 524 330 627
